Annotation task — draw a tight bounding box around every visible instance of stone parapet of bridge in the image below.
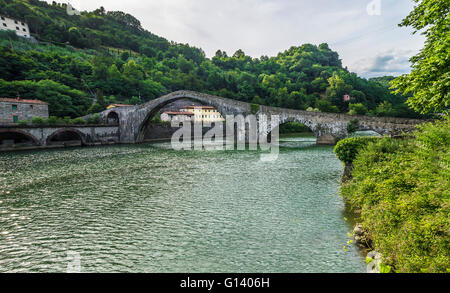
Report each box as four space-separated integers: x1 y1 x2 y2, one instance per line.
0 125 120 147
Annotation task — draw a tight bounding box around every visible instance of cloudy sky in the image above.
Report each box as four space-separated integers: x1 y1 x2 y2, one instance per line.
57 0 425 78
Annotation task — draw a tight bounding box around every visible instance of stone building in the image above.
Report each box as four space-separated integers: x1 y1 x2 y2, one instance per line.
0 98 49 124
0 15 30 38
180 106 225 123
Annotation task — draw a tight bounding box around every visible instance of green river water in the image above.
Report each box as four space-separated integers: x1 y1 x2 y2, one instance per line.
0 135 366 272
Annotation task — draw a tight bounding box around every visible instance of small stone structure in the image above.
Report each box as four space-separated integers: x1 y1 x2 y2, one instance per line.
0 98 49 124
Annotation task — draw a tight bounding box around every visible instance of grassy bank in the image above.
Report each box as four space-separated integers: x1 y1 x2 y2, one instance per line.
334 117 449 273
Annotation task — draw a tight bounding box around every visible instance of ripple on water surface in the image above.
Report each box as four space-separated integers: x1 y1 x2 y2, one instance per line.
0 138 365 272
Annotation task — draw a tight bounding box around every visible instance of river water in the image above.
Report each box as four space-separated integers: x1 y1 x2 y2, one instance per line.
0 135 365 272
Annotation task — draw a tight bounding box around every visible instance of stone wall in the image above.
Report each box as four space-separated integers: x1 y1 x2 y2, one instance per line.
0 101 49 124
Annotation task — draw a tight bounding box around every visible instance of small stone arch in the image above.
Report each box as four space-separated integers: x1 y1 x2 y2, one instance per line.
106 111 120 125
0 129 41 146
46 128 87 146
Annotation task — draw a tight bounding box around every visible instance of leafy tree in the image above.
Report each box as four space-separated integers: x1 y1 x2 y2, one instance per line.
376 101 394 117
391 0 449 113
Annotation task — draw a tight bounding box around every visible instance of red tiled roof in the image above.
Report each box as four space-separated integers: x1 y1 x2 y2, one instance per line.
163 111 194 115
183 106 215 109
0 97 48 105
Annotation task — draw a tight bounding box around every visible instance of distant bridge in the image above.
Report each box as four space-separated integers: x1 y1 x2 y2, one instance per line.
0 90 426 149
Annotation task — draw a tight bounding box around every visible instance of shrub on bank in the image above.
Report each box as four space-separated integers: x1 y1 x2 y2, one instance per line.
17 120 28 126
340 118 450 273
71 117 87 125
334 137 380 164
87 114 101 124
31 116 45 125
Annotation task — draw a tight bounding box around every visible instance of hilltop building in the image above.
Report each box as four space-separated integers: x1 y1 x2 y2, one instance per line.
0 98 48 124
0 15 30 38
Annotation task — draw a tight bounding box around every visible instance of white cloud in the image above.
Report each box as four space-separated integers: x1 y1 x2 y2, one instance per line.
352 50 415 78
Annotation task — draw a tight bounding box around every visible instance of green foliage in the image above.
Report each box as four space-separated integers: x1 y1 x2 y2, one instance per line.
315 99 339 113
390 0 449 114
250 103 260 114
348 103 368 115
71 117 87 125
87 114 101 124
346 119 360 134
17 120 28 126
334 136 380 165
46 116 62 125
279 122 311 134
376 101 394 117
340 118 450 272
31 116 45 125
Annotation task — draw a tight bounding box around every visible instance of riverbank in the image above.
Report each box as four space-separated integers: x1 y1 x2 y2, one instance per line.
334 117 449 273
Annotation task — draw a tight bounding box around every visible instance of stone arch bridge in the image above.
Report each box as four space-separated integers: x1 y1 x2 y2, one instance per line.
99 90 424 145
0 90 426 149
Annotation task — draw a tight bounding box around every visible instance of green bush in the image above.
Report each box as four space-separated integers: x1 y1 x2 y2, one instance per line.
250 103 260 115
17 120 28 126
87 114 101 124
63 116 73 124
348 103 368 115
71 117 87 125
347 119 359 134
315 99 339 113
340 118 450 272
31 116 45 125
46 116 62 125
334 136 380 164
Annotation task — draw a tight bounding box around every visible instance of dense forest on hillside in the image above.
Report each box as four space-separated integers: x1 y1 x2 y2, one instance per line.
0 0 423 118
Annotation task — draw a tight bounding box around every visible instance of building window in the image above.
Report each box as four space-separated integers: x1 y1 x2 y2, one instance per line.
12 105 17 111
30 105 34 109
14 20 18 24
1 17 5 20
16 26 19 30
2 23 6 27
13 116 18 123
21 22 24 26
23 28 26 32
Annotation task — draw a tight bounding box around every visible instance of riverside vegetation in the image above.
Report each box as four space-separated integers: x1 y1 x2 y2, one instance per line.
334 0 449 273
334 118 449 273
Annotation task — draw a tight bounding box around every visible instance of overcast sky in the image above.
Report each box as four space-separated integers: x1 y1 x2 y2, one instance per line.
56 0 425 78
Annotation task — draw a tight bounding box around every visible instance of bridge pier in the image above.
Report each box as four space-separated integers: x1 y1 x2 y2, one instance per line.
316 134 339 145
